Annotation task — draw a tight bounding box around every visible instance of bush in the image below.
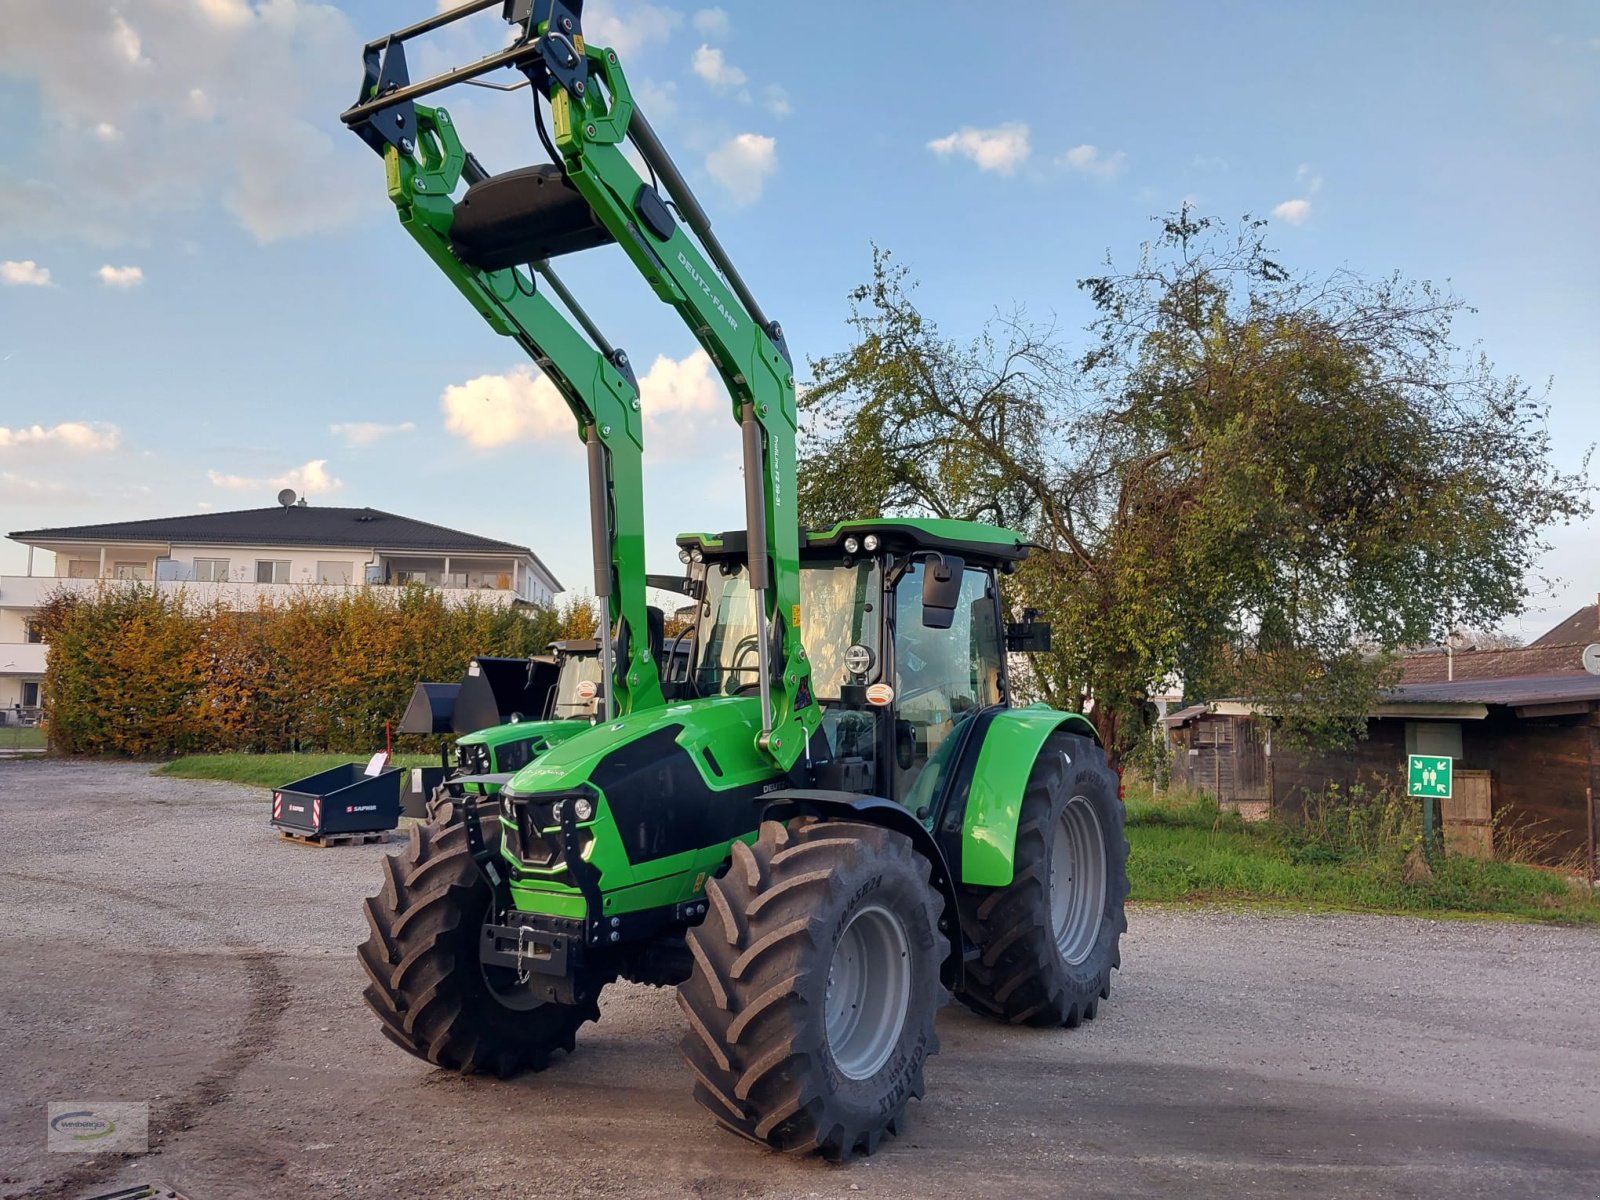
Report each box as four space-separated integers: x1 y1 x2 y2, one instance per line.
36 584 559 757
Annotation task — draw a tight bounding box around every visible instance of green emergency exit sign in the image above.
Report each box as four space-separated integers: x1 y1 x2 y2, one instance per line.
1408 754 1452 799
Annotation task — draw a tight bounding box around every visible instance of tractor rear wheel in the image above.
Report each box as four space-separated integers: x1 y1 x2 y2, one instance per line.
677 819 945 1160
956 732 1129 1027
357 814 602 1077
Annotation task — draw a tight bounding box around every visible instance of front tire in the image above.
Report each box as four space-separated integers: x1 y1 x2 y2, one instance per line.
677 819 945 1160
357 815 602 1077
956 732 1129 1026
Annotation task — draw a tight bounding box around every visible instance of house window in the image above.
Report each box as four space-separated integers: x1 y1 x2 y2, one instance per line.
25 621 44 644
256 560 292 584
316 561 354 585
113 562 150 581
194 558 230 582
21 681 40 708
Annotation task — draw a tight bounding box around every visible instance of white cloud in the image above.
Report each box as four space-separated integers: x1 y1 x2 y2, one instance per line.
692 43 746 89
692 7 730 37
1 260 51 286
0 0 367 245
704 133 777 206
583 2 683 59
1296 163 1325 193
762 84 791 118
1273 198 1312 225
329 420 417 446
927 123 1031 175
0 421 122 452
97 264 144 287
1060 143 1127 180
0 471 75 506
207 457 343 496
441 350 723 459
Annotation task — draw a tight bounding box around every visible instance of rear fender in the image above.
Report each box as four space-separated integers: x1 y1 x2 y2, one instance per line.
941 705 1100 888
760 790 966 992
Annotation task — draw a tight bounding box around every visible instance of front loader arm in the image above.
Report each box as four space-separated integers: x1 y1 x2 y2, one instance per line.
542 41 819 770
340 0 816 770
363 99 662 719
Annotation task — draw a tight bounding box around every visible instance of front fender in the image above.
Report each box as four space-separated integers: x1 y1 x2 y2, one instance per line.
949 705 1099 888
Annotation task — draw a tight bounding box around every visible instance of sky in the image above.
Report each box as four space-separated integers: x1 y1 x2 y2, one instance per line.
1 0 1596 637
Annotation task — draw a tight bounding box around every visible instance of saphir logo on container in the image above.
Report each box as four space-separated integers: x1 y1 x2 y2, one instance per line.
47 1102 148 1153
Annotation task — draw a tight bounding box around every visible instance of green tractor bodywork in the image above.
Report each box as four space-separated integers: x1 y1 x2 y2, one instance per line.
344 0 1127 1161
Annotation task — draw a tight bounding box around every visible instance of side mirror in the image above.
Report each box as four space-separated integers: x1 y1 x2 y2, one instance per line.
1006 608 1052 652
920 554 965 629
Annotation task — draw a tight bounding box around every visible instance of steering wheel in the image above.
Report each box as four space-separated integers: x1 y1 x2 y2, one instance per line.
723 634 763 695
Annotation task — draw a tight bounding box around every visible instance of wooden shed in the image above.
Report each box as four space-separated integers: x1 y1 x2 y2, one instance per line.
1165 675 1600 873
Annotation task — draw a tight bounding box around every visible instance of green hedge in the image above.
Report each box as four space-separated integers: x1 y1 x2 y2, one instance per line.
36 584 558 756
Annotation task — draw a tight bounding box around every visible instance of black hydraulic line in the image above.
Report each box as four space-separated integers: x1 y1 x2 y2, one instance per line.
531 262 618 360
628 109 774 335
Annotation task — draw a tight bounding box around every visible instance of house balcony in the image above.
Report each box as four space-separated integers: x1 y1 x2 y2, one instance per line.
0 575 529 613
0 643 47 676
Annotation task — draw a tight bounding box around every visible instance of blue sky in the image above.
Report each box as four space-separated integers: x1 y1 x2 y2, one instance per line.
1 0 1596 636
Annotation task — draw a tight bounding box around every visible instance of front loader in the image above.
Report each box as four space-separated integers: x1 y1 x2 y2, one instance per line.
342 0 1129 1160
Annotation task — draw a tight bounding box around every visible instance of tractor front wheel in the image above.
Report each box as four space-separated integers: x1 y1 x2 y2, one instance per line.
677 819 945 1160
357 814 603 1077
956 732 1129 1027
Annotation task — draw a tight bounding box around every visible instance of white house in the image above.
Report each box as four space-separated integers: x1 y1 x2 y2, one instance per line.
1 503 562 723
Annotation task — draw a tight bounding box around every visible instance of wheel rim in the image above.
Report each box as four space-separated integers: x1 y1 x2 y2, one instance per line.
1050 796 1108 966
824 903 911 1081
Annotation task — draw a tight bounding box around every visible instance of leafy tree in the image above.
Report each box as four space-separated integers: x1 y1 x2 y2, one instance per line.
557 592 601 640
800 215 1588 765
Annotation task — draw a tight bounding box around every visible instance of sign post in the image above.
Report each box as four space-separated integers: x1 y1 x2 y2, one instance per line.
1407 754 1452 860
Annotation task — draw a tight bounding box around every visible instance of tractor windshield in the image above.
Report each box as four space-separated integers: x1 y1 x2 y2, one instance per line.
550 652 603 720
798 557 881 699
689 557 881 700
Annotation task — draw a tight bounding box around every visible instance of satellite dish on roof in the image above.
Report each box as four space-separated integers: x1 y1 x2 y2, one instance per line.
277 488 298 510
1582 644 1600 676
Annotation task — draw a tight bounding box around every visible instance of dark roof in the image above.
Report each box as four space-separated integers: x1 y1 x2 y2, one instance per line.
1398 643 1587 684
10 506 534 558
1528 602 1600 648
1384 674 1600 707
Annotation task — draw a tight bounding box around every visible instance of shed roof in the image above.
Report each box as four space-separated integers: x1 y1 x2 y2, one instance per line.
1528 602 1600 648
1383 674 1600 707
1398 643 1588 684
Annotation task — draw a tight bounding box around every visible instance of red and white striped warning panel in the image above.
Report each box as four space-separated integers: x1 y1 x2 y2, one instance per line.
312 797 322 828
272 792 283 820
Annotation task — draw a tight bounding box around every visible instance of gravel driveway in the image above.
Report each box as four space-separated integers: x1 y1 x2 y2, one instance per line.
1 758 1597 1200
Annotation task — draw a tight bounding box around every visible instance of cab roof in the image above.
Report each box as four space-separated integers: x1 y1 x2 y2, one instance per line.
677 518 1030 565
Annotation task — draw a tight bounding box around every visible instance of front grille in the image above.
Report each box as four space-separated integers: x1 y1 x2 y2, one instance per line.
502 791 593 869
457 742 490 775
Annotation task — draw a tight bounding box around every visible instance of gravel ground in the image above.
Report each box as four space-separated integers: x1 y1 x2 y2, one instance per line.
1 758 1597 1200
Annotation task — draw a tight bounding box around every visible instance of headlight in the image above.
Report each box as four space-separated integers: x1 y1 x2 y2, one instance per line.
679 547 691 563
690 547 704 563
573 797 594 821
863 534 879 552
843 535 859 554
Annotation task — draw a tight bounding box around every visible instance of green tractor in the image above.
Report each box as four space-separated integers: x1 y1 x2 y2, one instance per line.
343 0 1129 1159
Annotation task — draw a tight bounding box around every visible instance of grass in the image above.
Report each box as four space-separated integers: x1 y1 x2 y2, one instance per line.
1124 778 1600 926
159 752 440 789
0 726 46 751
156 752 1600 925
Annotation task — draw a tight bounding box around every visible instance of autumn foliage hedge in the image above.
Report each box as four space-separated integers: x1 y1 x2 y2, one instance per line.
35 584 560 757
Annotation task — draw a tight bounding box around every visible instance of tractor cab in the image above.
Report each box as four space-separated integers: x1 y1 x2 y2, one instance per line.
675 518 1051 816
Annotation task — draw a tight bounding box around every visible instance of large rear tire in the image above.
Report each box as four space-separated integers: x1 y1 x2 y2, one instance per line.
956 732 1129 1026
677 819 945 1160
357 814 602 1077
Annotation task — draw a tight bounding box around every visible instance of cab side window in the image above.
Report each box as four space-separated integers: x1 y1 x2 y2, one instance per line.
892 563 1003 799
